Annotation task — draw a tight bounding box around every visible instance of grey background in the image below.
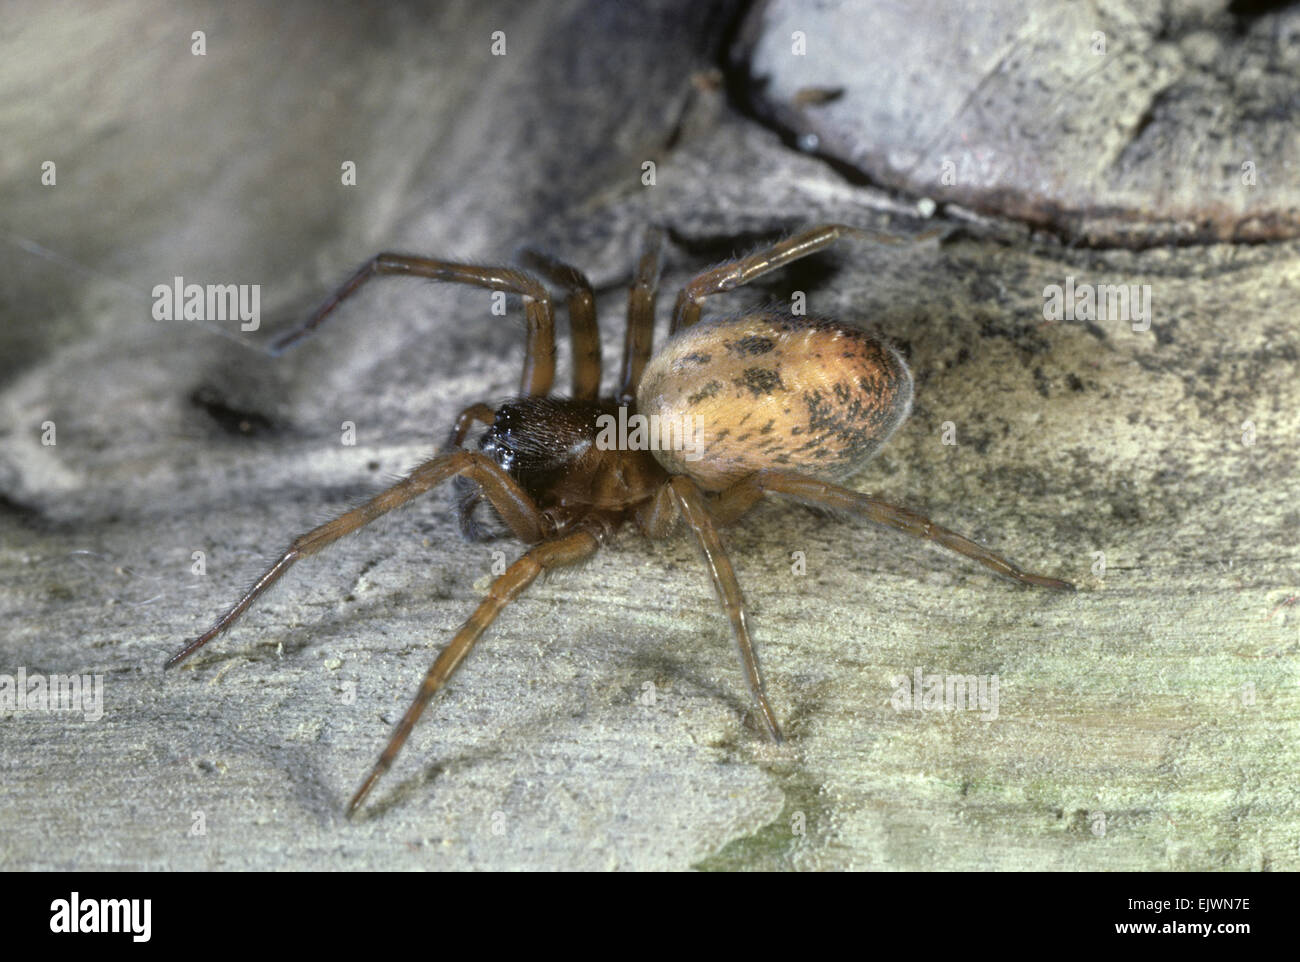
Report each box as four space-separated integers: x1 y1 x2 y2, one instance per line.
1 0 1297 870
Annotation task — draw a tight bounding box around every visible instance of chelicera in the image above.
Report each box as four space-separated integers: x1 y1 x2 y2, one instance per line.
166 223 1074 816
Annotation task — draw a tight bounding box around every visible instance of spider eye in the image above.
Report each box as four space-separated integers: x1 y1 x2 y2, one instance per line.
478 429 517 476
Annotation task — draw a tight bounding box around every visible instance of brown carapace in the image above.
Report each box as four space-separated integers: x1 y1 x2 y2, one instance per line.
165 223 1074 816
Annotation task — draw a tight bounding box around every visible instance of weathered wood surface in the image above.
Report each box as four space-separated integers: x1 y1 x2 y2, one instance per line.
740 0 1300 246
1 0 1297 871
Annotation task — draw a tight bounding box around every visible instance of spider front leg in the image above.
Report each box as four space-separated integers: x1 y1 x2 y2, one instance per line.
270 254 557 396
721 471 1075 590
516 248 602 400
165 449 549 669
619 226 665 405
442 402 496 451
347 524 603 816
656 476 784 741
669 222 937 334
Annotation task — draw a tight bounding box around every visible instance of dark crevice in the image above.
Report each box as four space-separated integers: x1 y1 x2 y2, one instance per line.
1228 0 1300 34
660 0 748 153
0 491 53 531
717 0 887 192
1127 101 1160 146
189 385 278 437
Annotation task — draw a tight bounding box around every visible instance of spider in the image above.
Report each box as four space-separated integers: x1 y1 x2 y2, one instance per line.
165 223 1074 816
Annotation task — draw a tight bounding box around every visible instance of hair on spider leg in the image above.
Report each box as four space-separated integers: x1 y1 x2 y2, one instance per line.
169 221 1073 816
532 536 613 587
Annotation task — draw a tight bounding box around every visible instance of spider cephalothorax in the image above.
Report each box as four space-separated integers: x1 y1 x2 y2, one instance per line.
166 223 1073 816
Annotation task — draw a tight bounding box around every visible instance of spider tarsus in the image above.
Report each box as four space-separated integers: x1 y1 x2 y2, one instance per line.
1037 575 1076 592
1009 568 1075 592
346 769 383 817
997 570 1076 592
268 324 315 356
754 700 784 742
162 634 209 670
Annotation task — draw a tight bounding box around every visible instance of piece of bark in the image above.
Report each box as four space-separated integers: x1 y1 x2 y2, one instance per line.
738 0 1300 246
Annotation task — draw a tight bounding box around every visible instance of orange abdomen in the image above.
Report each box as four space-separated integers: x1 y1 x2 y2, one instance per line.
635 311 912 490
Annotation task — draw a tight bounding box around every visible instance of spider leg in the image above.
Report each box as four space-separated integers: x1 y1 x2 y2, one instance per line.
667 476 784 742
669 223 937 333
516 248 601 399
619 226 665 405
734 471 1075 590
634 480 677 537
270 255 556 396
441 402 496 451
437 403 507 542
165 450 549 670
705 479 765 525
347 525 602 815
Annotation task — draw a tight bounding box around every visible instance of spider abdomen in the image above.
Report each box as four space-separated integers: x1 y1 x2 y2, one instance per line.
635 311 912 490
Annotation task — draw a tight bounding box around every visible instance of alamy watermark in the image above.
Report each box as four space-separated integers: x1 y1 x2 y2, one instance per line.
1 667 104 722
891 667 999 721
152 276 261 331
1043 276 1151 332
595 406 702 461
50 893 150 942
